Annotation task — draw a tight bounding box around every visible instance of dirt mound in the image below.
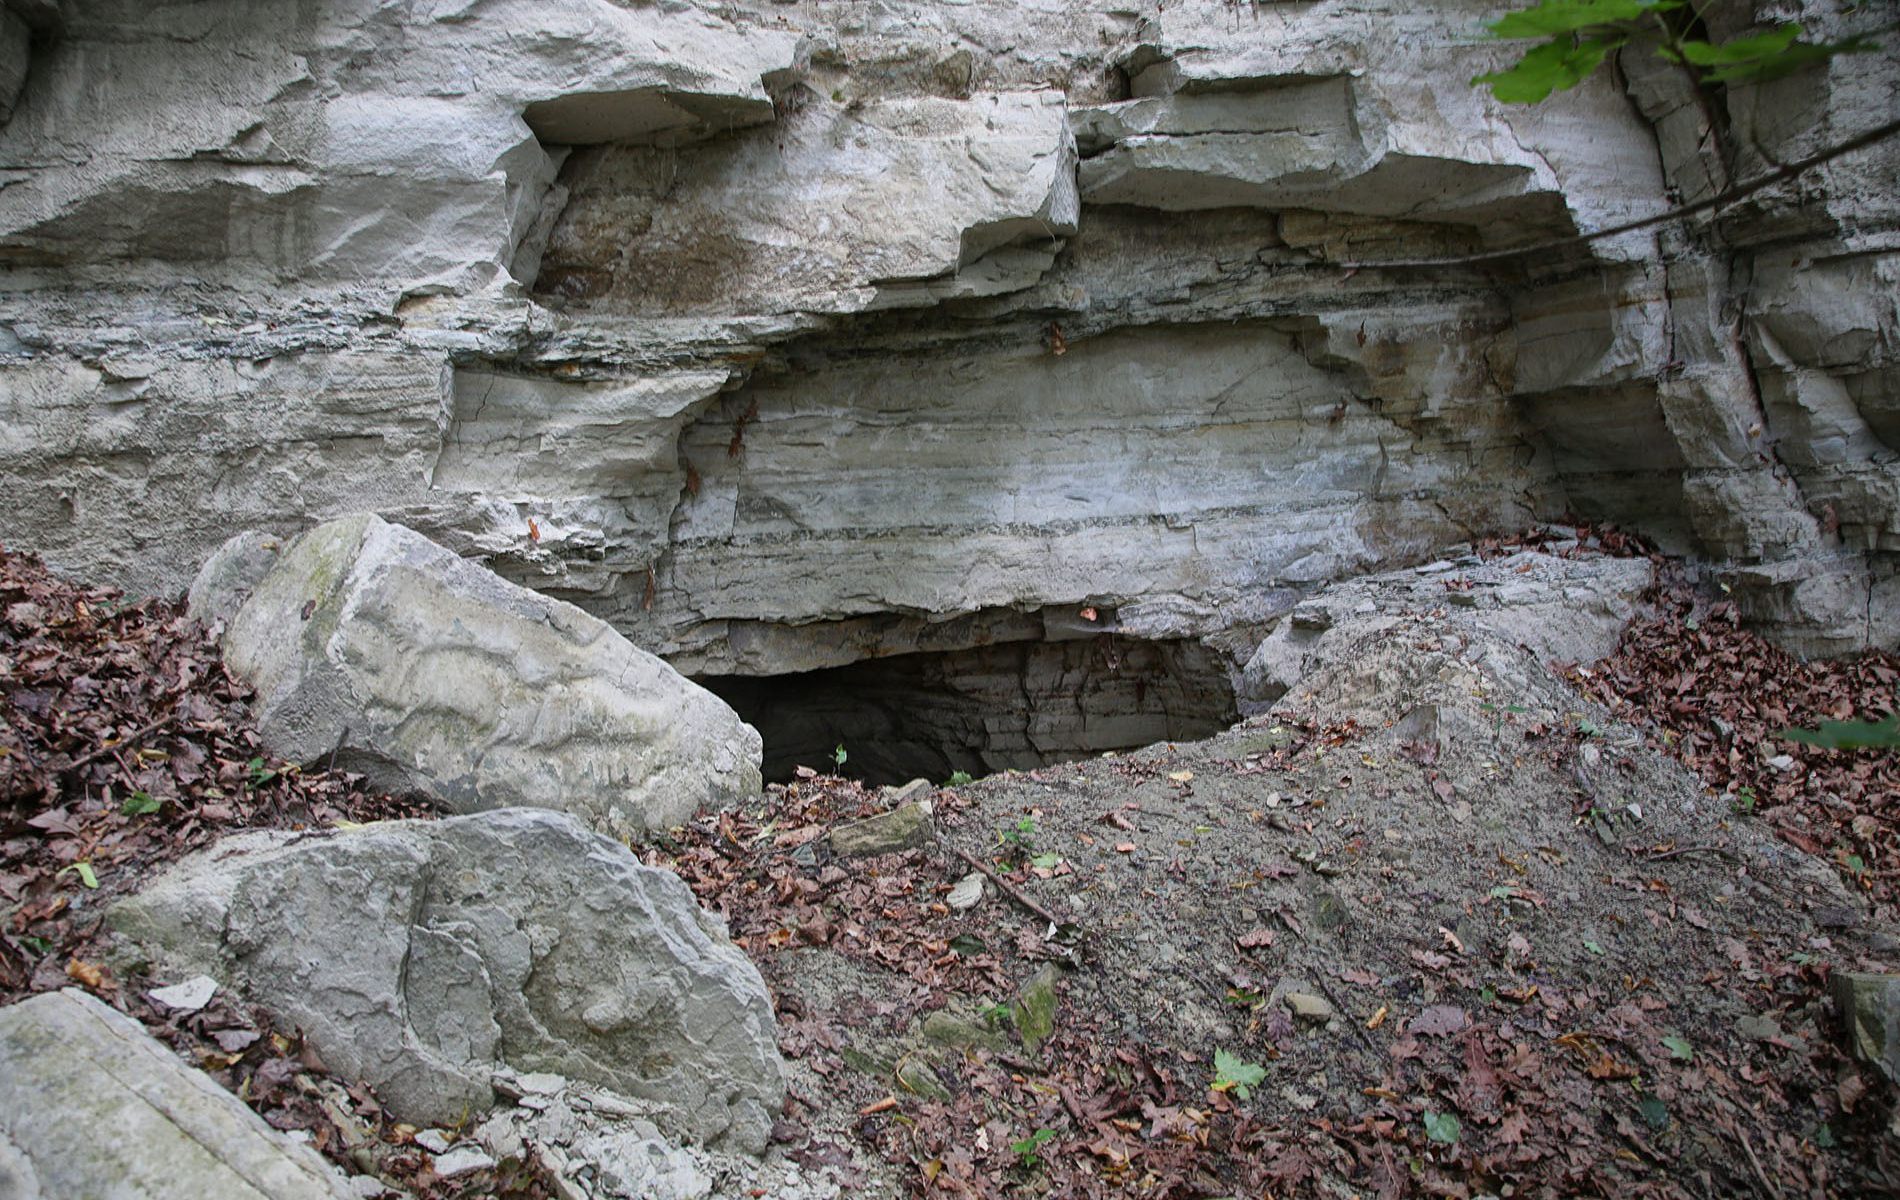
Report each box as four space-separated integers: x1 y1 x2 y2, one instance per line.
666 555 1899 1198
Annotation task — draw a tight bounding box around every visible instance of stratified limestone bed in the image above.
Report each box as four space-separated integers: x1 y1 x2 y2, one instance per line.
0 0 1893 700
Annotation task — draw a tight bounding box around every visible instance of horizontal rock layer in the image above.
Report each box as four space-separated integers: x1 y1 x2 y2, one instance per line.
0 0 1893 684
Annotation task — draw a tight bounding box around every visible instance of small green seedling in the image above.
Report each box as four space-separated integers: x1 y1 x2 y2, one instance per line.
1011 1128 1055 1169
58 862 99 889
831 744 848 769
1661 1035 1694 1062
121 791 162 816
1424 1111 1462 1145
945 771 974 786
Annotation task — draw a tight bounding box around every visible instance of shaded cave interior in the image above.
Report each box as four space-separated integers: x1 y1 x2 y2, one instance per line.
697 634 1239 786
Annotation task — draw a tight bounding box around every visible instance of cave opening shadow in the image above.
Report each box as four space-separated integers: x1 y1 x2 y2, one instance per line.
696 636 1239 787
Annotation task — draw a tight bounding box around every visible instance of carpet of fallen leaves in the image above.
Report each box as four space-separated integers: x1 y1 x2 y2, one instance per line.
0 546 550 1200
1580 585 1900 912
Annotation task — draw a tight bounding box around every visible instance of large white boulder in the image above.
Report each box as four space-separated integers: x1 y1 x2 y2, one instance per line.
189 513 761 839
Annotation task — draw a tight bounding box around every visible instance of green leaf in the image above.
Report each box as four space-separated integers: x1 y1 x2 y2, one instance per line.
1639 1095 1670 1130
945 771 974 786
1699 34 1879 85
1424 1110 1463 1144
1473 35 1624 103
831 744 848 767
1212 1049 1268 1100
1815 1122 1836 1149
121 791 162 816
1780 714 1900 750
949 933 988 956
20 935 51 955
58 862 99 889
1029 852 1063 870
1669 23 1801 66
1583 938 1605 955
1484 0 1677 39
1661 1034 1694 1062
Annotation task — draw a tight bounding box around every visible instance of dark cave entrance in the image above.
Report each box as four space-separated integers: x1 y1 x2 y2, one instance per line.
696 636 1240 787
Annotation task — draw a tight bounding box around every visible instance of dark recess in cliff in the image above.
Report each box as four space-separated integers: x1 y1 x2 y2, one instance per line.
697 635 1238 785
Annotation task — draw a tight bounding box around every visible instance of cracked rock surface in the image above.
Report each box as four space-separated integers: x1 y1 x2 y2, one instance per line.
108 808 788 1154
189 513 762 839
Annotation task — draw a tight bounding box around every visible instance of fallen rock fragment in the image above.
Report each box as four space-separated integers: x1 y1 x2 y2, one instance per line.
189 514 762 839
0 988 353 1199
1011 964 1063 1054
476 1069 844 1200
1834 972 1900 1083
946 871 985 910
110 808 785 1152
1284 992 1335 1024
828 799 934 858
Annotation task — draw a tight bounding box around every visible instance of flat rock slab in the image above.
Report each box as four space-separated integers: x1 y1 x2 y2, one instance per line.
190 513 762 839
829 800 934 858
0 988 352 1199
109 808 786 1153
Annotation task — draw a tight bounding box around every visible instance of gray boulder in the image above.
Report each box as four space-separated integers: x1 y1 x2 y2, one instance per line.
190 513 761 839
0 988 353 1199
110 809 786 1153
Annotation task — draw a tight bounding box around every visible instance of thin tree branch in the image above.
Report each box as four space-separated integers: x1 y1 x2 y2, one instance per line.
947 843 1072 934
1334 116 1900 271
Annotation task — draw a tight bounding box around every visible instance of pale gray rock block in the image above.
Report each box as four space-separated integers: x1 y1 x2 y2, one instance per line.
110 809 787 1154
189 513 761 838
540 89 1077 317
0 988 354 1199
1241 551 1653 710
0 0 799 291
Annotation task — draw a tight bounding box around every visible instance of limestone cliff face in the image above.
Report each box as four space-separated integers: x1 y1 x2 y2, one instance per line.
0 1 1894 730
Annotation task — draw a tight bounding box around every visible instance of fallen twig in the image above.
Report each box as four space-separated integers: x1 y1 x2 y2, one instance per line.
56 712 180 774
1644 843 1725 861
947 844 1071 934
1316 975 1380 1057
1739 1128 1786 1200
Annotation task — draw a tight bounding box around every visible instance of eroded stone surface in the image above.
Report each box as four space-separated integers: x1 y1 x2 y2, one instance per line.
191 513 761 839
0 988 353 1199
1241 548 1655 712
109 809 787 1153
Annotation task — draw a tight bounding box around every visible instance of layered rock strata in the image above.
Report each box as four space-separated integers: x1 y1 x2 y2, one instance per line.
0 1 1893 755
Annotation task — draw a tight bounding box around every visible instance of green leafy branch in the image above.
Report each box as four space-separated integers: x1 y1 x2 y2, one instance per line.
1473 0 1880 104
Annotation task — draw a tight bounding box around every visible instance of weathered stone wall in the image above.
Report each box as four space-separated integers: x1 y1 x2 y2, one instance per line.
0 0 1893 685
